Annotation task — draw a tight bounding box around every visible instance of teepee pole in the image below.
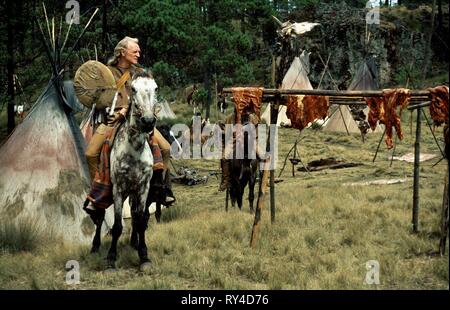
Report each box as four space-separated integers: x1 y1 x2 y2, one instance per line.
278 142 295 178
60 11 75 56
35 16 58 78
42 3 53 50
421 108 445 158
390 135 398 167
61 8 99 69
337 105 350 135
317 54 331 89
372 128 386 163
57 16 63 68
94 44 98 61
51 18 55 55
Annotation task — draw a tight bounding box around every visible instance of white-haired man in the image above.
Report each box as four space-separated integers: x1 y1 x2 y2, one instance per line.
84 36 175 213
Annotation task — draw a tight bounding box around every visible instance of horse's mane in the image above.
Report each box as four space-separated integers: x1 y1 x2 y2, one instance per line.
132 70 153 80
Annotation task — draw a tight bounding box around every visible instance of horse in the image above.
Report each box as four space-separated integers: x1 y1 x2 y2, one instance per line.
89 71 158 271
218 93 228 113
186 84 198 106
229 157 257 213
227 123 258 213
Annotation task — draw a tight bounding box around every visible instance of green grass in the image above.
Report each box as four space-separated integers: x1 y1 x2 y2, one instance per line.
0 100 448 290
0 218 48 253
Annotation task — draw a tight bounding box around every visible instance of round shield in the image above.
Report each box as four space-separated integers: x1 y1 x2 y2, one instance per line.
73 60 116 110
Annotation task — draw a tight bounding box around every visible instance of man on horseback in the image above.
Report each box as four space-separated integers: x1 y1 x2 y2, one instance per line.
84 36 175 212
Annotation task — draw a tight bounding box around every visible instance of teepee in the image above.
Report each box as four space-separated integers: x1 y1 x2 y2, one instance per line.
0 79 95 244
323 59 383 134
0 8 99 244
262 50 313 126
157 99 176 120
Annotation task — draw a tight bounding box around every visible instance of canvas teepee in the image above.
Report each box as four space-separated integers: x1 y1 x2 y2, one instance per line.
157 99 176 120
262 50 313 126
0 9 99 244
323 59 383 134
0 79 95 244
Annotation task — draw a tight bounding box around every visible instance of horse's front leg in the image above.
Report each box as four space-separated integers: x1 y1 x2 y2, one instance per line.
130 196 139 250
106 190 124 270
91 208 105 253
137 181 152 271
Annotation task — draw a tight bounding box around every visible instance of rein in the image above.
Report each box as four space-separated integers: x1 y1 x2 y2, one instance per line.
127 96 157 136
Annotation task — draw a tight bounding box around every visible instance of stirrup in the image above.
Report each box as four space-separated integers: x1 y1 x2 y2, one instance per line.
83 199 97 215
165 196 176 207
164 187 176 207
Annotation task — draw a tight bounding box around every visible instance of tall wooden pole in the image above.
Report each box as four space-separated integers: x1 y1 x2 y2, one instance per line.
439 164 449 255
6 0 15 133
269 98 279 223
222 88 430 97
250 157 271 248
412 109 422 233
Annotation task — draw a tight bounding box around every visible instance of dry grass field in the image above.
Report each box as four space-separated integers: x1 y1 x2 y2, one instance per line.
0 99 448 290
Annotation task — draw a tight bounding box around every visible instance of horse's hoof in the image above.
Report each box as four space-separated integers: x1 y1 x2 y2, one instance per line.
139 261 153 273
105 261 116 272
104 267 117 273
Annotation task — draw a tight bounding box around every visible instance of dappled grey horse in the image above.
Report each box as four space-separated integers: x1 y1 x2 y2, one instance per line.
89 71 158 271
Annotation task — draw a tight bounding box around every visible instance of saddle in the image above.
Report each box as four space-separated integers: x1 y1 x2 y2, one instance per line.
85 125 165 209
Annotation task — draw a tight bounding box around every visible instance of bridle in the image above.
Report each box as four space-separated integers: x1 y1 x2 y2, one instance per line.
127 84 158 135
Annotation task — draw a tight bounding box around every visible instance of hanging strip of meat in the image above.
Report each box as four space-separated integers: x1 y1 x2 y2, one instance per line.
429 86 449 127
231 87 263 124
286 95 329 131
366 96 384 131
428 85 449 159
365 88 411 149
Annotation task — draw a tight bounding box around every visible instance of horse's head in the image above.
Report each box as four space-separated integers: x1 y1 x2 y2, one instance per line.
130 71 158 133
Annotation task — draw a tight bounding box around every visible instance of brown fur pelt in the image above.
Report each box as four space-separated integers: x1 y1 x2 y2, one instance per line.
429 86 449 127
366 88 411 149
428 85 449 159
286 95 329 131
231 87 263 124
